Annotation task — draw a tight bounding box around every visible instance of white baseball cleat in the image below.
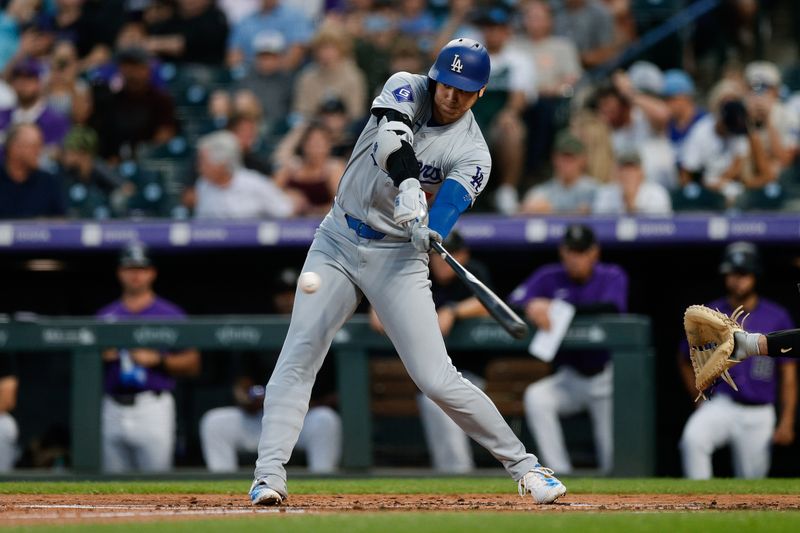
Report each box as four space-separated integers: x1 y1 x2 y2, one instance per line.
249 479 283 506
518 464 567 504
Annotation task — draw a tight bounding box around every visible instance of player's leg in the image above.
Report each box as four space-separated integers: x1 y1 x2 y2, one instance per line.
253 236 362 498
200 406 247 472
585 365 614 474
730 404 776 478
0 413 18 472
101 396 134 473
362 246 539 482
131 391 175 472
679 395 736 479
523 368 583 473
294 406 342 473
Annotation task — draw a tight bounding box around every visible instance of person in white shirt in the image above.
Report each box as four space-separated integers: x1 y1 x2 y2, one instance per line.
471 6 537 215
593 151 672 215
194 130 303 219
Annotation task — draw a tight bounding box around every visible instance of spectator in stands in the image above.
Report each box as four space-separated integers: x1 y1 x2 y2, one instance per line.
98 243 201 473
397 0 437 51
431 0 482 56
520 131 597 215
227 0 315 70
90 46 178 161
45 40 86 118
0 57 71 151
744 61 798 176
52 0 126 68
292 25 367 125
145 0 229 65
194 130 303 219
662 69 706 161
515 0 582 97
592 151 672 215
218 0 261 26
227 112 272 177
0 354 19 472
348 2 399 98
59 125 121 195
509 224 628 474
470 6 536 215
233 31 294 137
679 79 774 207
85 21 168 92
200 269 342 473
600 0 636 51
370 231 491 473
554 0 617 68
317 97 357 159
0 0 38 70
0 123 65 219
389 37 425 78
273 122 345 215
678 242 796 479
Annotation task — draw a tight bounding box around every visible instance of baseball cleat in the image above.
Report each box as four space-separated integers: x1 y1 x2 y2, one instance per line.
518 464 567 504
249 480 283 506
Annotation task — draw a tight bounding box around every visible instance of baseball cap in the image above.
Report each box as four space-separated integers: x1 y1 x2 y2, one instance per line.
554 130 585 155
11 57 44 79
617 150 641 166
719 241 761 275
627 61 664 95
472 5 511 26
119 242 152 268
318 97 346 114
662 69 695 97
252 31 286 55
63 126 99 155
561 224 596 252
116 46 150 65
443 230 466 252
745 61 781 90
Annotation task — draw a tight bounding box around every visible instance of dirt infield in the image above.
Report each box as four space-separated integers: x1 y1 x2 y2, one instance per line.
1 493 798 524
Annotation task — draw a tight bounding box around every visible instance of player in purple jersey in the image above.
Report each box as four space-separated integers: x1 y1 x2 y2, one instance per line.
97 243 200 473
678 242 797 479
508 224 628 474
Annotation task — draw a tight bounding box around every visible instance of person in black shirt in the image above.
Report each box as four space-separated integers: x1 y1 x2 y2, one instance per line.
146 0 229 65
0 124 66 219
0 354 19 472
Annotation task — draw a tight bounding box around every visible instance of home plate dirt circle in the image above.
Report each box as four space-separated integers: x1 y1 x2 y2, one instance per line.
1 494 798 524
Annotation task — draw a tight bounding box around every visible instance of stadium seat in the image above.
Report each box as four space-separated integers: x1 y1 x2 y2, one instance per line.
65 182 112 220
736 183 786 211
671 183 726 211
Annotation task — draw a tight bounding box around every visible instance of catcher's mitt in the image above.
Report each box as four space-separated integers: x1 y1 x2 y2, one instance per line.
684 304 748 401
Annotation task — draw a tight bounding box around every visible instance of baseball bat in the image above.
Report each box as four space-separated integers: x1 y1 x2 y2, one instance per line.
431 240 529 339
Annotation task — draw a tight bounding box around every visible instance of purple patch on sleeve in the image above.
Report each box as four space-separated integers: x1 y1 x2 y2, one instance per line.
392 84 414 103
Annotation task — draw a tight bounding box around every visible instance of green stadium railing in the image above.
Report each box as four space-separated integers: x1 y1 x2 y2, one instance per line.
0 315 653 476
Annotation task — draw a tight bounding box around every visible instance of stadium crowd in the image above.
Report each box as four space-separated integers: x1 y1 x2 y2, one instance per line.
0 0 798 219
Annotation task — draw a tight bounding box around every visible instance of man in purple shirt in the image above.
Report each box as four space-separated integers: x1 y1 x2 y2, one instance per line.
0 57 70 150
678 242 797 479
97 243 200 473
508 224 628 474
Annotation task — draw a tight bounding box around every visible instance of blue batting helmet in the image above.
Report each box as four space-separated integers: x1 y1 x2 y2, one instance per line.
428 38 490 93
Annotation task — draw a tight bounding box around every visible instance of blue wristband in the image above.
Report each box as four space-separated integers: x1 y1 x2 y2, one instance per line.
428 179 472 238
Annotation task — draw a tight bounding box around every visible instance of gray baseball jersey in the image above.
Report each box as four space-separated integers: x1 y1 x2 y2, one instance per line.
253 72 539 498
337 72 491 238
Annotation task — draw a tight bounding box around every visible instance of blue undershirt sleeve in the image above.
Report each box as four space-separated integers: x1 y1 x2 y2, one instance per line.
427 179 472 238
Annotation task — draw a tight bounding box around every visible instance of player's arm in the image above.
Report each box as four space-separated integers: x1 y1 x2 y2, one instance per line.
410 179 472 253
371 106 420 188
677 352 697 401
162 348 201 377
0 376 18 413
733 328 800 360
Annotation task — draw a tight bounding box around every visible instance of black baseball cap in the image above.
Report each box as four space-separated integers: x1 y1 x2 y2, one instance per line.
443 230 466 252
561 224 596 252
119 242 152 268
719 241 761 275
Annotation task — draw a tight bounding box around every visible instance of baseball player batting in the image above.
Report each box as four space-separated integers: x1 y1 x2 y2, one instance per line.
249 38 566 506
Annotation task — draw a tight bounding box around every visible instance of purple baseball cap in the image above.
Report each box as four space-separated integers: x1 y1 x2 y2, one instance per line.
10 57 44 79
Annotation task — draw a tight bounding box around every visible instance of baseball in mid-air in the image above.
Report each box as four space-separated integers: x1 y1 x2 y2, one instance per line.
298 271 322 294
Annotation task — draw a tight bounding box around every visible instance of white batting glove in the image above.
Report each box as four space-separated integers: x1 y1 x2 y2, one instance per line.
393 178 428 226
410 222 442 253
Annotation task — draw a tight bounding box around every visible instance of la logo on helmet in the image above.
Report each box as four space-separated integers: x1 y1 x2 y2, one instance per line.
450 54 463 73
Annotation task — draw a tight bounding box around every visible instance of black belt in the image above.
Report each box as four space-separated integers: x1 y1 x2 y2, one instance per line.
344 213 386 240
730 396 770 407
110 390 163 406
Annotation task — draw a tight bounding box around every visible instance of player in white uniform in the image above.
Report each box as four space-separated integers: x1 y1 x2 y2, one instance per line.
250 38 566 505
